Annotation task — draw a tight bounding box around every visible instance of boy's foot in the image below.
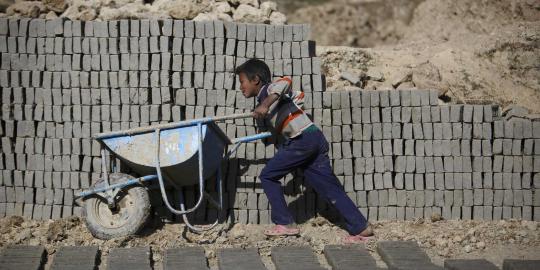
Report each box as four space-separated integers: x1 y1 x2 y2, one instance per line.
359 225 374 237
264 225 300 236
343 226 374 244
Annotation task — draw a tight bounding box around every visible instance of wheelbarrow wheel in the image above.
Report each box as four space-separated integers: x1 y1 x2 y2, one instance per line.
83 173 151 240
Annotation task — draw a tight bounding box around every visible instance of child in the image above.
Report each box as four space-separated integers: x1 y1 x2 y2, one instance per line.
235 59 373 243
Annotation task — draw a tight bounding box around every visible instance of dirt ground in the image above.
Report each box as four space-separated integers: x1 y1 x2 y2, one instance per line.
1 215 539 269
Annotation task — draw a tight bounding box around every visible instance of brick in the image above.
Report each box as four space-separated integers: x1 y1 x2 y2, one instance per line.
398 90 411 107
0 245 46 269
218 248 265 270
324 245 378 270
272 247 324 270
107 247 151 270
424 89 436 104
503 260 540 270
492 120 504 138
459 105 472 123
410 90 422 106
468 105 480 122
512 120 524 139
49 246 99 270
377 241 441 270
161 249 207 270
298 40 315 58
511 206 522 219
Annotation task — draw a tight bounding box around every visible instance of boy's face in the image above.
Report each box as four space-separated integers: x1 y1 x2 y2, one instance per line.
239 72 261 98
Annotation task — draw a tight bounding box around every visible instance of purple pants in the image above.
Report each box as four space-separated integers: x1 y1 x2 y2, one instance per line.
259 127 368 235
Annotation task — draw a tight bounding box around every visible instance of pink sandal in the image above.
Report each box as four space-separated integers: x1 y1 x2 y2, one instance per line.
343 234 374 244
264 225 300 236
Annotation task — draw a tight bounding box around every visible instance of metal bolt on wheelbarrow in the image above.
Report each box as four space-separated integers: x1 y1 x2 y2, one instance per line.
75 112 271 239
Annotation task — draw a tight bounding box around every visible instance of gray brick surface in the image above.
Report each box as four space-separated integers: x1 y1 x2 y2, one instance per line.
107 247 151 270
0 245 46 270
50 246 99 270
503 260 540 270
324 245 379 270
218 248 265 270
163 247 208 270
377 241 442 270
272 247 324 270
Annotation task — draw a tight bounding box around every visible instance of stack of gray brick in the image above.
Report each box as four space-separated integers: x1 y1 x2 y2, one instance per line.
298 89 539 222
0 18 538 224
0 18 322 225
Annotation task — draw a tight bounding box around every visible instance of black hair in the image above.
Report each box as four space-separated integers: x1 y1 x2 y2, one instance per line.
234 58 272 85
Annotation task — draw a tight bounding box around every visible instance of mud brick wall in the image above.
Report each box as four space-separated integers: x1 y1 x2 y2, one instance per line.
0 18 539 224
0 18 321 222
303 92 540 223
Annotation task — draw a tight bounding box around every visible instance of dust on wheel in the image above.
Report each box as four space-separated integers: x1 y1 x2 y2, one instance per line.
83 173 151 240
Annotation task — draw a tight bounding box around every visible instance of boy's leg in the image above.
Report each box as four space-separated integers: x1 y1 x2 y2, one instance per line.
303 133 369 235
304 161 368 235
260 138 317 225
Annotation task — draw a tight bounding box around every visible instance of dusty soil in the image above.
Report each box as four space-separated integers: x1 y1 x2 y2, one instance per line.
287 0 540 113
1 215 539 269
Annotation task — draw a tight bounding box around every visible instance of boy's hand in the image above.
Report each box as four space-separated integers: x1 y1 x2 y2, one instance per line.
253 93 279 119
253 105 269 119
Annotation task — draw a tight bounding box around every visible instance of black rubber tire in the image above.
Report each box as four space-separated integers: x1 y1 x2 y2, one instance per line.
83 173 151 240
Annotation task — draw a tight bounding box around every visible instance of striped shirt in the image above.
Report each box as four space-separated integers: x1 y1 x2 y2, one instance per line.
256 77 313 139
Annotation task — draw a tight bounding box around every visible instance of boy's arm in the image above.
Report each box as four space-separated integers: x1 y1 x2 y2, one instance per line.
252 77 291 119
253 93 279 119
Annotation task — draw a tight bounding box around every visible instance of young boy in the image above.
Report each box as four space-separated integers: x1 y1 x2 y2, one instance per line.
235 59 373 243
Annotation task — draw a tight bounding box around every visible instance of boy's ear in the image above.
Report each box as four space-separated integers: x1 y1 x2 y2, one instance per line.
254 75 261 85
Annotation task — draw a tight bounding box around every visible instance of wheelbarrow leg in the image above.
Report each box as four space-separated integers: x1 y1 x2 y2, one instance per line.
154 127 205 215
153 122 264 233
154 123 222 218
100 149 117 209
201 161 224 211
177 150 224 233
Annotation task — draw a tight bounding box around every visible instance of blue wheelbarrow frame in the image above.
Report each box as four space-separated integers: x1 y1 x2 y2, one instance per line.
76 112 270 233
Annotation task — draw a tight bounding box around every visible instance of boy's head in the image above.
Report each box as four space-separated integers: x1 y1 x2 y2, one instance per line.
235 58 271 98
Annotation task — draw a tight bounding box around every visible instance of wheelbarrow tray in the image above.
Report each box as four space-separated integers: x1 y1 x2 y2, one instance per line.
97 122 230 186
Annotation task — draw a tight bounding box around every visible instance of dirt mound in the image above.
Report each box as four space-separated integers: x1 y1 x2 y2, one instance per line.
287 0 539 47
286 0 422 47
318 20 540 112
403 0 539 42
293 0 539 112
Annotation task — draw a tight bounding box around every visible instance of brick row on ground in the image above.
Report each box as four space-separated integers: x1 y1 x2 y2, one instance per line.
1 244 539 270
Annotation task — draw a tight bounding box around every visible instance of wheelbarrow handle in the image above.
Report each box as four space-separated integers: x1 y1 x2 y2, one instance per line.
94 112 254 139
208 112 254 122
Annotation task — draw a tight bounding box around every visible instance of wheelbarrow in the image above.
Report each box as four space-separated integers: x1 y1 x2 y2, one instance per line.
75 112 270 239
